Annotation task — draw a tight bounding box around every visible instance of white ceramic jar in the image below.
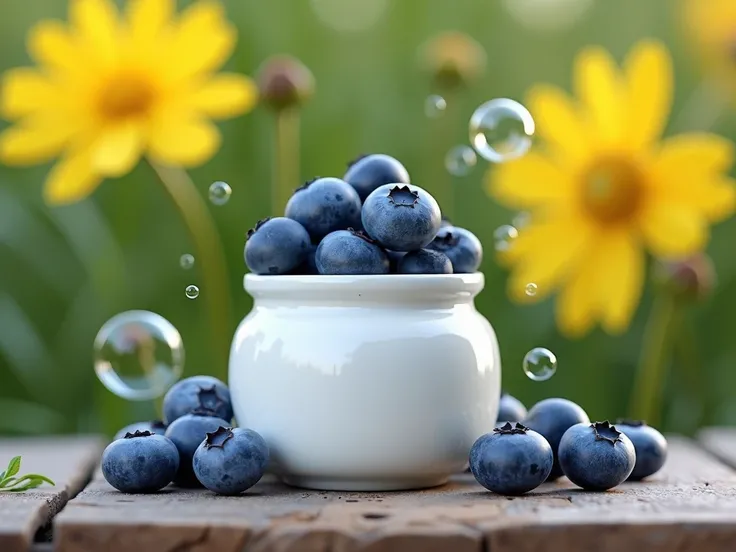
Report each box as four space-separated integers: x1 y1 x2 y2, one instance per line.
229 272 501 491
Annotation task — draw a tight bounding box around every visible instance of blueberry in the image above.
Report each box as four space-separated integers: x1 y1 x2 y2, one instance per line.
101 430 179 493
162 375 233 425
440 215 453 228
113 420 166 440
164 410 231 487
469 422 553 495
427 226 483 274
193 427 270 495
287 243 318 275
522 398 590 481
615 419 667 481
558 421 636 491
245 217 311 275
285 177 362 242
397 249 452 274
315 229 390 275
496 392 527 424
343 153 411 202
386 250 407 272
361 184 441 251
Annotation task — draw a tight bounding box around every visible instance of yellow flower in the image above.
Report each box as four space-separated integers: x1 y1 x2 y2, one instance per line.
0 0 257 204
681 0 736 85
488 40 736 337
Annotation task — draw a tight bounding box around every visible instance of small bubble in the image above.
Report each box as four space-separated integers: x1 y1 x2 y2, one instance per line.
209 181 232 206
469 98 535 163
185 285 200 299
425 94 447 118
444 145 477 177
179 254 195 270
93 311 184 401
513 211 531 229
493 224 518 252
523 347 557 382
525 282 538 296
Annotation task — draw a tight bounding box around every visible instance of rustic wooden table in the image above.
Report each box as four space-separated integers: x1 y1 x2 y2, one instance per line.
4 430 736 552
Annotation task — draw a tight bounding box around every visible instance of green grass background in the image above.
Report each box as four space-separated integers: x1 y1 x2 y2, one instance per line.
1 0 734 437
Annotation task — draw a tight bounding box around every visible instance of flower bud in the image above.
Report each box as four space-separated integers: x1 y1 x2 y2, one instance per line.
257 55 315 110
418 31 487 90
653 253 716 303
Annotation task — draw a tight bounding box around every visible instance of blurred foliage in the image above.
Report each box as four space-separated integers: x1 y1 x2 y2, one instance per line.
1 0 735 437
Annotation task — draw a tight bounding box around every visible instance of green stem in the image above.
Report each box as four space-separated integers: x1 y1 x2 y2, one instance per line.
628 293 679 425
150 162 232 383
272 107 301 216
673 311 708 429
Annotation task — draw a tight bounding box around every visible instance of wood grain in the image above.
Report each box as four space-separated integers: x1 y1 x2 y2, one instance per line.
54 436 736 552
0 437 103 552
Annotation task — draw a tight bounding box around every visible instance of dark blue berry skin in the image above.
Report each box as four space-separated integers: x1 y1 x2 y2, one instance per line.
523 398 590 481
165 412 230 487
287 243 318 274
245 217 311 275
193 427 270 495
285 177 362 242
343 153 411 202
361 184 441 252
616 421 667 481
114 420 166 440
162 376 233 425
101 431 179 493
398 249 452 274
496 393 527 424
386 250 406 272
427 226 483 274
558 422 636 491
315 229 390 275
469 423 553 495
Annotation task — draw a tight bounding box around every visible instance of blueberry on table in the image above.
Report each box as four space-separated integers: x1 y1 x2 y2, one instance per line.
361 184 441 252
245 217 311 275
162 375 233 425
101 430 179 493
315 229 390 275
427 226 483 274
558 421 636 491
164 409 231 487
397 249 452 274
113 420 166 440
343 153 411 202
616 419 667 481
193 427 270 495
496 392 527 424
285 177 362 241
469 422 553 495
522 398 590 481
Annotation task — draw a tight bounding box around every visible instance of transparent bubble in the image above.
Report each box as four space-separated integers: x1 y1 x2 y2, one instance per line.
444 145 477 177
493 224 518 252
469 98 535 163
209 181 232 206
94 311 184 401
523 347 557 382
179 254 195 270
185 285 200 299
525 282 538 296
310 0 389 33
425 94 447 118
513 211 531 229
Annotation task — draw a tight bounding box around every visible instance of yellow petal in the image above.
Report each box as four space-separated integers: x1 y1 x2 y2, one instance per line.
0 120 72 165
640 202 708 258
625 40 673 149
555 239 603 338
574 46 625 147
92 123 144 177
27 21 80 73
695 177 736 221
526 85 590 168
653 133 734 175
70 0 119 64
148 117 221 167
189 73 258 119
1 68 56 119
597 230 644 334
166 0 236 81
43 149 102 205
488 152 573 209
127 0 173 44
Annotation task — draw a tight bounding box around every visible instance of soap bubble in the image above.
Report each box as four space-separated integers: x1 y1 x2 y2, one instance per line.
469 98 535 163
185 285 200 299
94 311 184 401
425 94 447 118
209 181 232 206
523 347 557 381
525 282 538 296
444 145 477 176
493 224 519 252
179 254 195 270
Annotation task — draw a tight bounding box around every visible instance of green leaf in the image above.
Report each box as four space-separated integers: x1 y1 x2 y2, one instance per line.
0 477 17 488
5 456 20 479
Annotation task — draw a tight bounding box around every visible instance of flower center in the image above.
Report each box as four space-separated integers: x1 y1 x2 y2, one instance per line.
98 73 155 120
581 157 643 224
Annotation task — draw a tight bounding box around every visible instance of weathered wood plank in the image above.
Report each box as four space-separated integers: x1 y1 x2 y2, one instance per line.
698 427 736 468
55 436 736 552
0 437 103 552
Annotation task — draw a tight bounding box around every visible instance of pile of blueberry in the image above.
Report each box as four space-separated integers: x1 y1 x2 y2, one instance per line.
245 153 483 276
101 376 268 496
470 393 669 495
